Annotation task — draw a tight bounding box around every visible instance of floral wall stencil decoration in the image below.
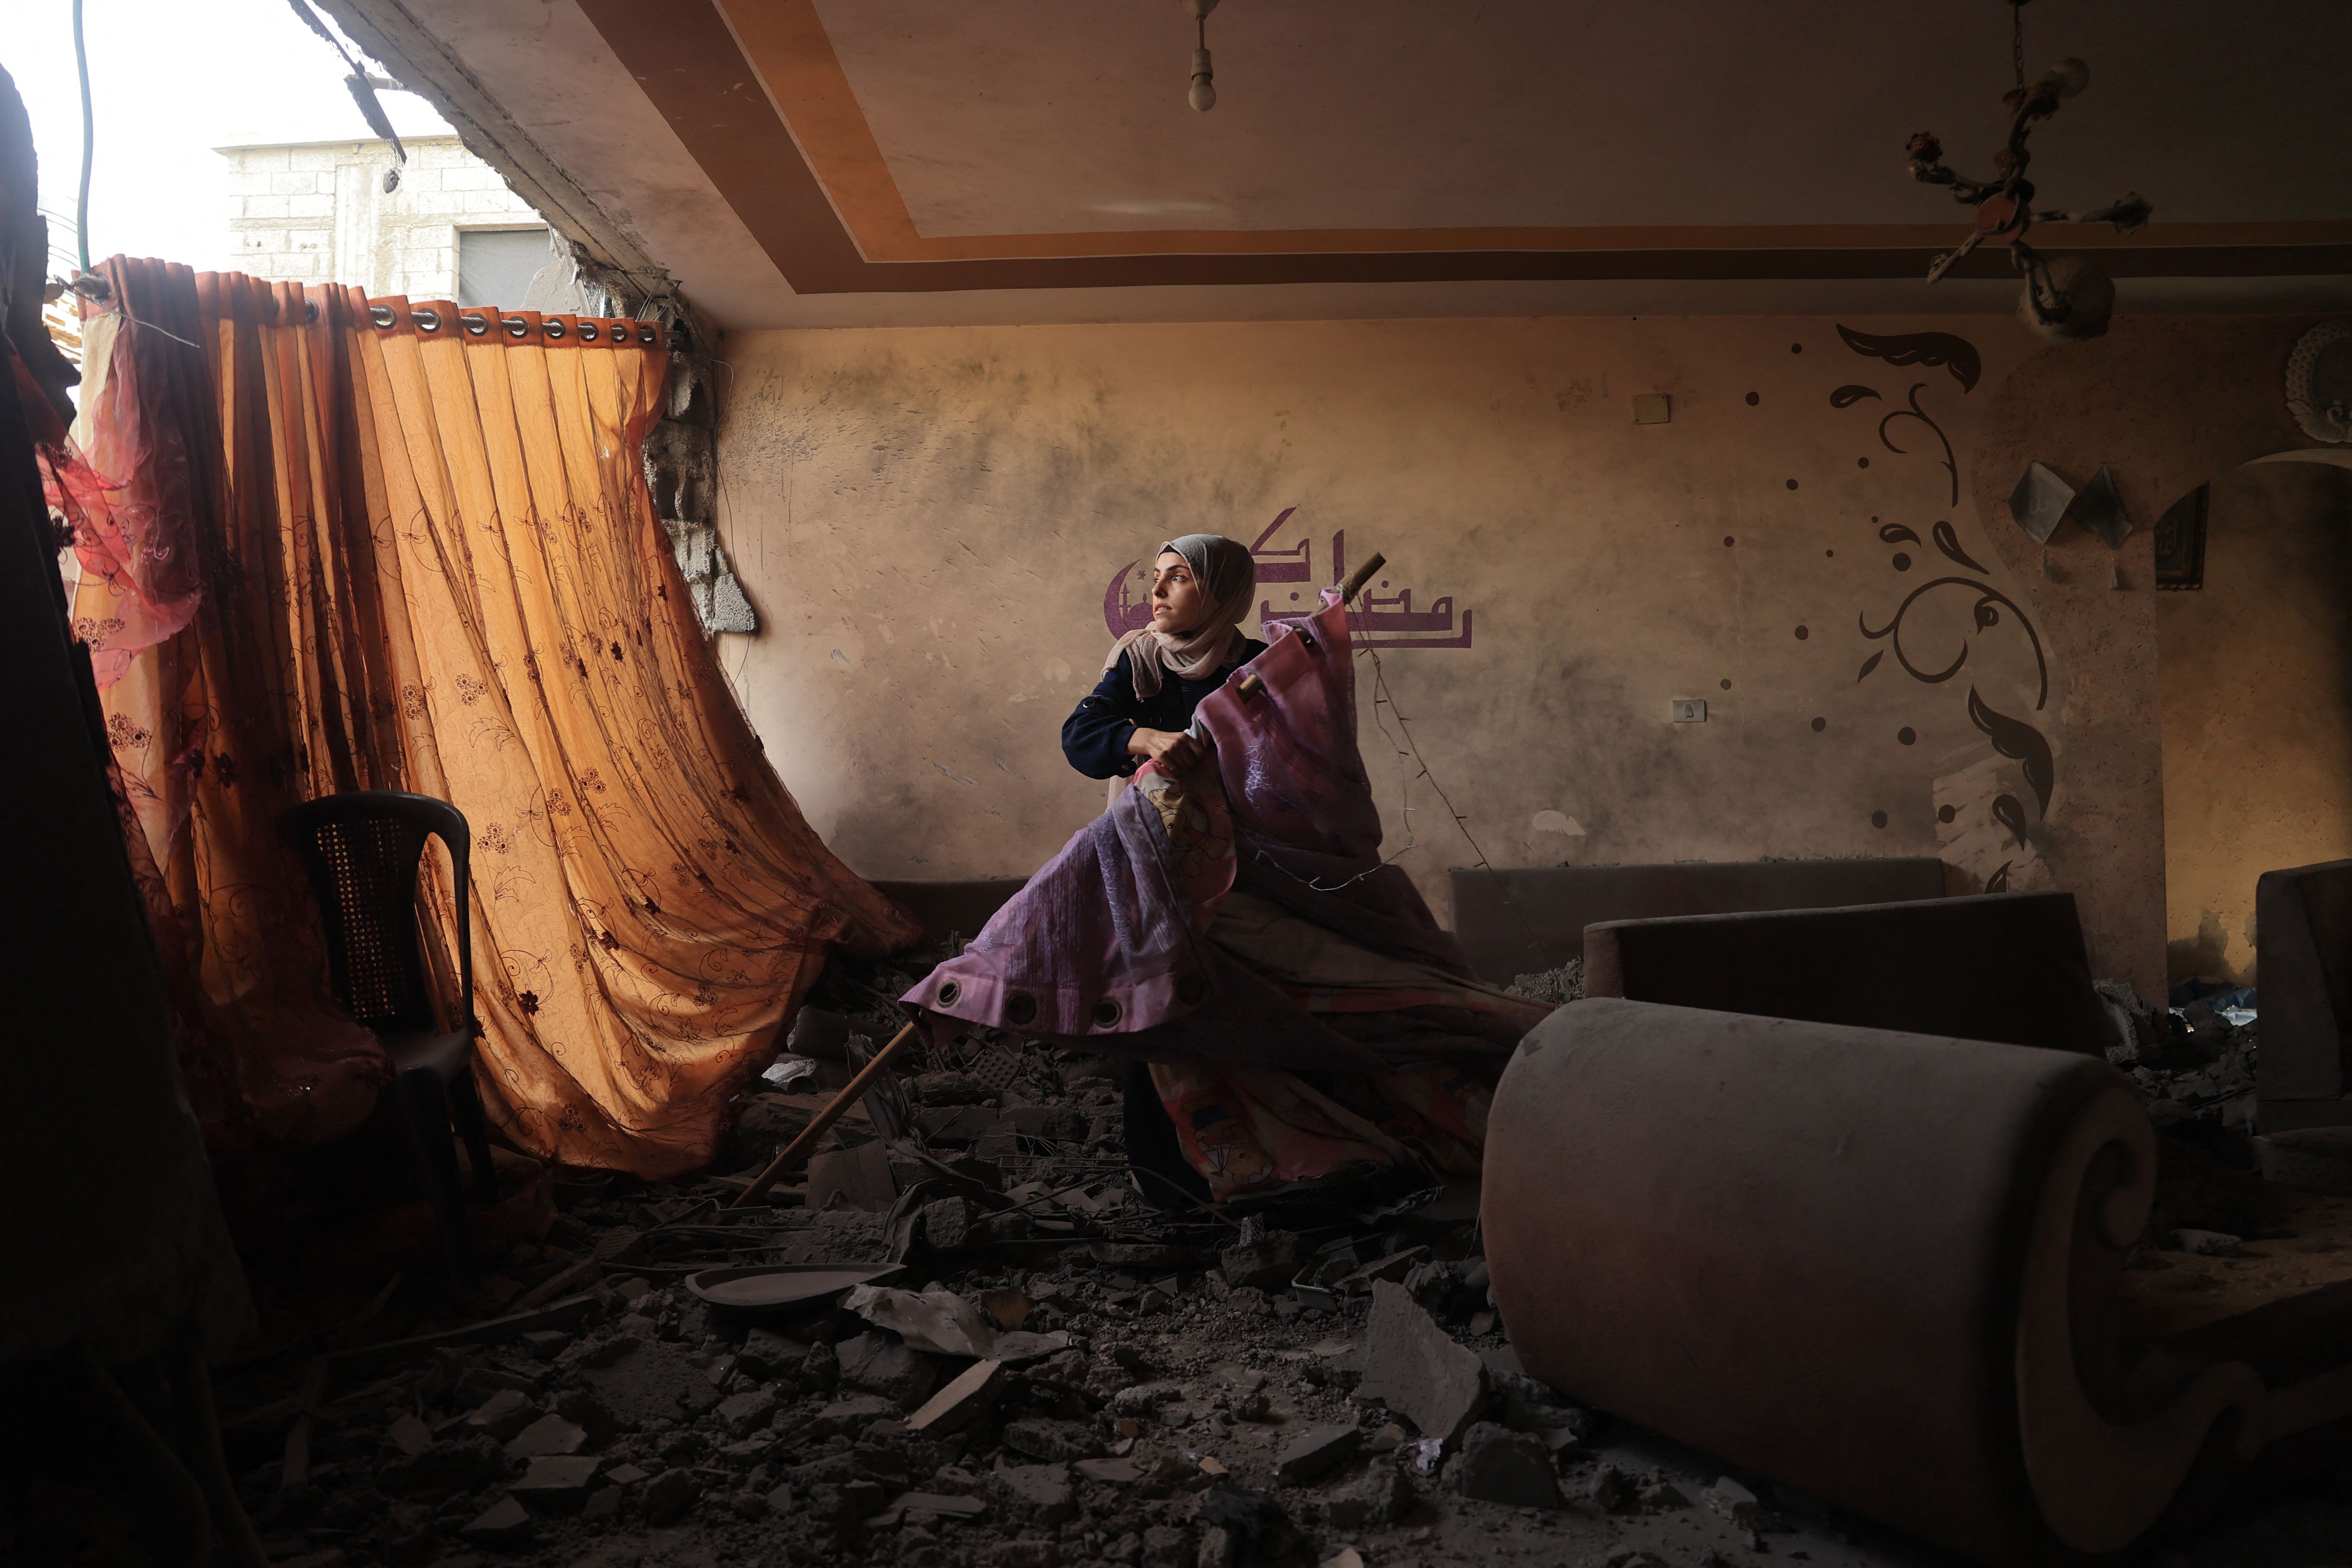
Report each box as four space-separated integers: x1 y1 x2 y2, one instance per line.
1858 577 2049 711
1829 328 1979 505
1835 324 2061 883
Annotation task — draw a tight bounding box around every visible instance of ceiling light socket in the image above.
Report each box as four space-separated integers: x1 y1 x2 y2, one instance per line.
1189 47 1216 111
1184 0 1220 16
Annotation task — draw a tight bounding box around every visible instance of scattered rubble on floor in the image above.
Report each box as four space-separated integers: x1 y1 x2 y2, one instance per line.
24 945 2343 1568
2097 979 2258 1147
1506 962 1584 1005
20 946 1922 1568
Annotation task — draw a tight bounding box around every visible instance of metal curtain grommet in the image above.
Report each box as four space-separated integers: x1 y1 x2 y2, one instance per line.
368 305 397 328
936 980 962 1006
636 324 658 345
1006 992 1037 1025
1091 997 1123 1028
460 312 488 336
303 300 321 325
502 316 529 339
543 319 567 340
412 308 442 332
578 321 601 342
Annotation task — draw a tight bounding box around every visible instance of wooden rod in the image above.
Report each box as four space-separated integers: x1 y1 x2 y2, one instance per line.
729 1017 922 1208
1340 551 1387 606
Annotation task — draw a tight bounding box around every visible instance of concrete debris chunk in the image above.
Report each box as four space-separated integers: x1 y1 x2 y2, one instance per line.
714 1387 778 1438
1139 1523 1193 1567
1001 1416 1104 1462
992 1461 1076 1524
1219 1230 1303 1291
1353 1280 1490 1445
983 1543 1062 1568
1702 1475 1791 1532
585 1339 721 1427
644 1466 699 1525
505 1412 587 1458
808 1140 898 1212
1453 1422 1565 1509
379 1434 506 1498
880 1490 991 1526
459 1495 533 1546
1272 1423 1362 1485
842 1282 1072 1362
510 1454 601 1512
1074 1455 1144 1484
1589 1464 1641 1513
836 1329 938 1409
1196 1482 1287 1564
908 1357 1007 1433
736 1327 809 1383
923 1195 974 1251
464 1387 538 1439
386 1412 432 1457
1490 1367 1591 1442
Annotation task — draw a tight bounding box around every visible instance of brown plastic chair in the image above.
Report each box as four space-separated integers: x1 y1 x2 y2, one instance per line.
286 790 495 1283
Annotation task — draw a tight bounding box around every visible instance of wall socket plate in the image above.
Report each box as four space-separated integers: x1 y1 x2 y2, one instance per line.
1672 698 1707 723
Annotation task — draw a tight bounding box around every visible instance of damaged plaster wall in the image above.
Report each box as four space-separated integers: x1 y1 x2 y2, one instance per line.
2158 461 2352 987
710 315 2086 942
1968 315 2338 999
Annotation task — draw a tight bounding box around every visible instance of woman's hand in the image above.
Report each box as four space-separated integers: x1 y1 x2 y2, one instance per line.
1127 726 1205 772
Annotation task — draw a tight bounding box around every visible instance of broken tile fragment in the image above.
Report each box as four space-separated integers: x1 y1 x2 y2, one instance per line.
907 1357 1005 1433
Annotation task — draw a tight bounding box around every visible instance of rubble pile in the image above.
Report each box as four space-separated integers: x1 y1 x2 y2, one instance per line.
129 950 1904 1568
2096 981 2259 1150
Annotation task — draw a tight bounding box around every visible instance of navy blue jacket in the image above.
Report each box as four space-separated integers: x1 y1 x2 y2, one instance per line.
1062 640 1267 779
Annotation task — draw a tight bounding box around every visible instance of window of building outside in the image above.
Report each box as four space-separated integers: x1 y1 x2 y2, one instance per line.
457 227 553 309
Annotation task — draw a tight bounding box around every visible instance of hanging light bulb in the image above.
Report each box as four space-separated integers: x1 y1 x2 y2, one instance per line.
1184 0 1219 112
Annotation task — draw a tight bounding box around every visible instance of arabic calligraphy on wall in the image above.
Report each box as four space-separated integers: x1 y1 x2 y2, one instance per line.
1102 508 1475 649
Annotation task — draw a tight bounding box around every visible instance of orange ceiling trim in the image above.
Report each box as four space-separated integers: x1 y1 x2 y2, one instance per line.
711 0 927 260
579 0 2352 295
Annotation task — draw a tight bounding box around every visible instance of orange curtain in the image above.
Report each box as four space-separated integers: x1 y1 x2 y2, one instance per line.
74 260 916 1177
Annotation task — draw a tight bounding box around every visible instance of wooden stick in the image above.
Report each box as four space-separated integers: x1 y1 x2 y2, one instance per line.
730 1017 922 1208
1340 551 1387 606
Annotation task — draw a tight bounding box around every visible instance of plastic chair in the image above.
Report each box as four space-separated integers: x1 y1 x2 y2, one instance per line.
285 790 494 1283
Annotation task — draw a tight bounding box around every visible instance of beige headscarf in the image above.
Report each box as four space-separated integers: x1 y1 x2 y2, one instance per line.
1106 533 1259 699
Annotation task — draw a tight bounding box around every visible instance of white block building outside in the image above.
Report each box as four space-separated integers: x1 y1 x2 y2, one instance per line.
218 134 549 305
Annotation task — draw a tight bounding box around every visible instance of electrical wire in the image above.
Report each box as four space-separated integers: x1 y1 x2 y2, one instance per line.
73 0 93 273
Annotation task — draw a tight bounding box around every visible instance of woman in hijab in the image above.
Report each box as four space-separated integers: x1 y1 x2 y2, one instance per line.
1062 534 1262 780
